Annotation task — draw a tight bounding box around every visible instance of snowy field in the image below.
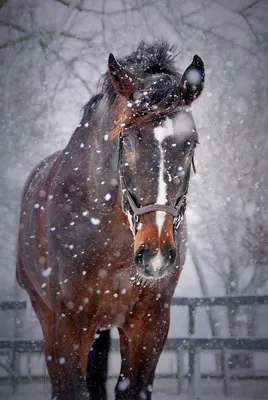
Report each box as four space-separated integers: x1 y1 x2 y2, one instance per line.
1 378 268 400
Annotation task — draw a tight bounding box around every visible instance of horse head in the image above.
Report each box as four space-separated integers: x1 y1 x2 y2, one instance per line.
107 43 205 279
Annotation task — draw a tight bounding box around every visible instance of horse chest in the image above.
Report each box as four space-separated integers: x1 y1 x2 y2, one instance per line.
62 268 142 329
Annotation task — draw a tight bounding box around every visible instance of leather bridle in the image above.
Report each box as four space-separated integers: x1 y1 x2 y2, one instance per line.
118 132 189 234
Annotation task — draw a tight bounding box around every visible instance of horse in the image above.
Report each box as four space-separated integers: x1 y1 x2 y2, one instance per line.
16 41 205 400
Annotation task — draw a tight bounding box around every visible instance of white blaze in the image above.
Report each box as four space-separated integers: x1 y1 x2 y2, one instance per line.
150 253 164 273
154 118 174 235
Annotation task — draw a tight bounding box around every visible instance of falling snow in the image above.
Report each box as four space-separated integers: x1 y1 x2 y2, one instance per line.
1 1 268 398
90 217 100 225
41 267 52 278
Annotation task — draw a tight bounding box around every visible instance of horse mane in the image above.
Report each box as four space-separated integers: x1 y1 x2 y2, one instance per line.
110 40 177 77
83 41 179 120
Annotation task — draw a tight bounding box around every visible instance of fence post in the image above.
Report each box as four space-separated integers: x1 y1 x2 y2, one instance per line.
176 347 184 394
188 304 196 393
193 347 201 400
10 302 23 393
222 348 230 396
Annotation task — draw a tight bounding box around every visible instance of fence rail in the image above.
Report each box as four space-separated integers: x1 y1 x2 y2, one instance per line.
171 295 268 306
1 337 268 352
0 301 26 310
1 295 268 398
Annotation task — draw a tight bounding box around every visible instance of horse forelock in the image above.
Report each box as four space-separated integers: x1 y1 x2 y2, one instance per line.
81 41 182 138
107 42 181 137
103 40 178 95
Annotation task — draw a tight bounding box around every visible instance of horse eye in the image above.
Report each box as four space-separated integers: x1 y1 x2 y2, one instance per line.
122 135 137 150
186 140 198 154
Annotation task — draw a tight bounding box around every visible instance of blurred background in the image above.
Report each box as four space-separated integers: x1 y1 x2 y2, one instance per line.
0 0 268 397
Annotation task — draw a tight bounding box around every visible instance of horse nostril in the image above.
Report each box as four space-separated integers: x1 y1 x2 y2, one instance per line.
165 246 176 266
134 245 150 266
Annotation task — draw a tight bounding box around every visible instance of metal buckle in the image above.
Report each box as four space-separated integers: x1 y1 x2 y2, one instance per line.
174 214 183 231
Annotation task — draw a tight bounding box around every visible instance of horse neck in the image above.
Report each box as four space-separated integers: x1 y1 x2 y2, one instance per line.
66 96 120 209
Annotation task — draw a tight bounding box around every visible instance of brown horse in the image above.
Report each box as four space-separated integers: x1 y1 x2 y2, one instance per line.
16 42 205 400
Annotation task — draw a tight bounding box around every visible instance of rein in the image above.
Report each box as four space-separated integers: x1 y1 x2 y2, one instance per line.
118 132 188 233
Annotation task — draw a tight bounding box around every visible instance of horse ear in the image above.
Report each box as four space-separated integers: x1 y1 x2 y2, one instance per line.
180 55 205 105
108 53 143 98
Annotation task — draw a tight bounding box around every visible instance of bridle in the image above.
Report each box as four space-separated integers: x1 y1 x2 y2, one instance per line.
118 132 189 234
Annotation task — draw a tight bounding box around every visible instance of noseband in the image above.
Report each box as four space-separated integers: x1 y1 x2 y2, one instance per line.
118 133 188 233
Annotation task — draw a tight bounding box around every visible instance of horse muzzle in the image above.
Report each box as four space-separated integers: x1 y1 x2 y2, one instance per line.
134 243 176 279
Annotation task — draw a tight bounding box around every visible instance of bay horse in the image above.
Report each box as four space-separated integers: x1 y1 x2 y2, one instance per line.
16 41 205 400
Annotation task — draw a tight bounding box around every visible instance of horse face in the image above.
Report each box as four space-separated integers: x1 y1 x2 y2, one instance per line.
120 111 198 279
108 50 204 279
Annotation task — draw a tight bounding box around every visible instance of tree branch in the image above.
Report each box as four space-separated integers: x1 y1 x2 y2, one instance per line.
0 0 8 10
54 0 156 15
0 20 29 33
0 34 36 49
0 28 95 50
242 0 260 11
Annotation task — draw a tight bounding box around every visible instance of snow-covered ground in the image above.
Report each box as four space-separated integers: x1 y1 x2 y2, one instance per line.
1 378 268 400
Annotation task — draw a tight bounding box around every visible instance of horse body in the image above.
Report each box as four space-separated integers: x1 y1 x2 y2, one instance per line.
17 42 204 400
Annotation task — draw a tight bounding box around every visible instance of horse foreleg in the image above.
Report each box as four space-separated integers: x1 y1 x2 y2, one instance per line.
115 303 170 400
87 329 110 400
30 293 94 400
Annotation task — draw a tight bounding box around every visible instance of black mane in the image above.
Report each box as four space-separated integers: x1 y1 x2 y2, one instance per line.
83 41 179 119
